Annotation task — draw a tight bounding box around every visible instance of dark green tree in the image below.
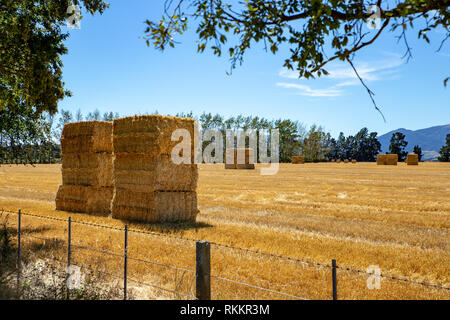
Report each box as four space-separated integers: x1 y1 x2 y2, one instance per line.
413 145 423 161
438 134 450 162
0 0 108 116
389 132 408 161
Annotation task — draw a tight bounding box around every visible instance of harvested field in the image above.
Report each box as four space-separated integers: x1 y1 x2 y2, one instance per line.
0 162 449 299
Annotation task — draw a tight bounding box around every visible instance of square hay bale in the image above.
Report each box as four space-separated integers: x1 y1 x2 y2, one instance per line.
55 185 113 216
385 154 398 165
61 121 113 154
224 148 255 169
113 115 197 161
113 154 198 192
377 154 387 165
406 153 419 165
292 156 305 164
352 159 357 164
62 121 113 138
61 153 113 187
344 159 349 163
111 190 198 222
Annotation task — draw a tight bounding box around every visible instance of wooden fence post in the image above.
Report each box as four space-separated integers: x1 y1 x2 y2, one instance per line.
332 259 337 300
196 241 211 300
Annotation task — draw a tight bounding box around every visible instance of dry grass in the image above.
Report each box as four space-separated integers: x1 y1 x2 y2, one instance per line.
0 162 449 300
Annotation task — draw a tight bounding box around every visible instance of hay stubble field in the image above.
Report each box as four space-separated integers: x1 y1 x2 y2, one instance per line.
0 162 449 299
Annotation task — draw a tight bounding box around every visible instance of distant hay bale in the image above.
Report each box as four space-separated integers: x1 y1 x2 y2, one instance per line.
385 154 398 165
344 159 349 163
377 154 387 165
406 153 419 165
111 115 198 223
336 159 341 163
292 156 305 164
352 159 357 164
225 148 255 169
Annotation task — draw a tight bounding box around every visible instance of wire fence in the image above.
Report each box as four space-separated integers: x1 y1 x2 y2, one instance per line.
1 209 449 300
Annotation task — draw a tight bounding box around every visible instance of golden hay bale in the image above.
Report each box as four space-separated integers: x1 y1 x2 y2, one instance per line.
385 154 398 165
113 154 198 192
292 156 305 164
225 148 255 169
62 121 112 138
61 135 113 154
344 159 349 163
61 153 113 187
352 159 357 164
113 115 196 161
376 154 387 165
55 185 113 216
111 190 198 222
406 153 419 165
336 159 341 163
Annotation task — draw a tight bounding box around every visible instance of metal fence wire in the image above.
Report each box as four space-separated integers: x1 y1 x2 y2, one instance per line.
1 209 449 300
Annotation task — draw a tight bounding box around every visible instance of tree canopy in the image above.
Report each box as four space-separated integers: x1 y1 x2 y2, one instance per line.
0 0 108 116
145 0 450 116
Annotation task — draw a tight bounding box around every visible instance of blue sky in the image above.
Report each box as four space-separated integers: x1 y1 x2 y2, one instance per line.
58 1 450 138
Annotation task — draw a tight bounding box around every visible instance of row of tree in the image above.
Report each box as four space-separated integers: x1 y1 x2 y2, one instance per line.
1 108 449 164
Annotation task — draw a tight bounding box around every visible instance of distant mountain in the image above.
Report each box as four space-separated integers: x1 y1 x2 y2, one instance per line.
378 124 450 161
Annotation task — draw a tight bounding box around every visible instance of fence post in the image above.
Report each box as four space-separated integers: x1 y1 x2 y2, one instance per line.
66 217 71 300
16 209 21 299
67 217 71 267
123 225 128 300
196 241 211 300
332 259 337 300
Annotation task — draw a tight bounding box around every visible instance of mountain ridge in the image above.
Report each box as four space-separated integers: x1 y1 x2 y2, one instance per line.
378 124 450 161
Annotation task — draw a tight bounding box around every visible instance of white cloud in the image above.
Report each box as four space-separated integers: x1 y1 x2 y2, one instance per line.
277 55 404 97
276 82 342 97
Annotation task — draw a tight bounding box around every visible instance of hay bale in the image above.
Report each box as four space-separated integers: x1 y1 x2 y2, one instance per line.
111 190 198 222
406 153 419 165
377 154 387 165
61 153 113 187
56 185 113 216
113 154 198 192
352 159 357 164
385 154 398 165
61 121 113 154
224 148 255 169
292 156 305 164
113 115 196 161
344 159 349 163
336 159 341 163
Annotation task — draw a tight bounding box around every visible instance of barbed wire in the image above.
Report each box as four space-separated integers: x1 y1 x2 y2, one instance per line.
5 208 450 292
210 274 308 300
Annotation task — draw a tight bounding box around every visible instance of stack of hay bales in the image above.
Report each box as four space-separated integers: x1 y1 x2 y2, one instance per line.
406 153 419 165
225 148 255 169
111 115 198 223
292 156 305 164
377 154 398 165
56 121 114 215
